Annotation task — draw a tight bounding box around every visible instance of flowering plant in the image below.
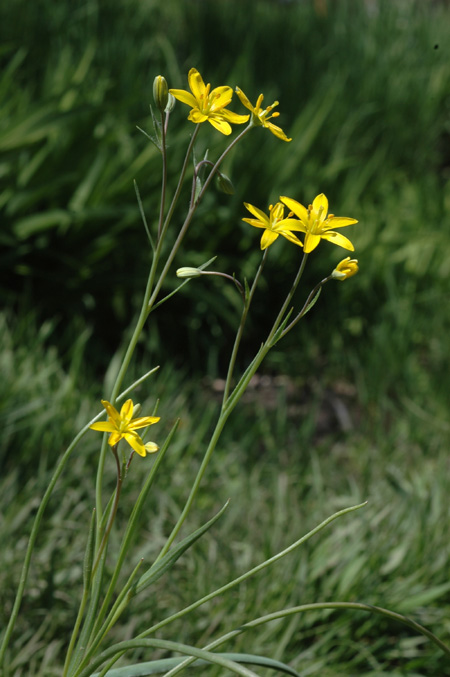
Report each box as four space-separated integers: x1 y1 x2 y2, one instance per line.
1 68 448 677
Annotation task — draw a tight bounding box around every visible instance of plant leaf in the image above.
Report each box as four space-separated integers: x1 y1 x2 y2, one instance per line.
134 501 229 594
91 652 300 677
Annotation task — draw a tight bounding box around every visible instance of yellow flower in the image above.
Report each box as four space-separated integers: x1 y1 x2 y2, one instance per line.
90 399 160 457
280 193 358 253
169 68 249 135
235 87 291 142
332 257 359 281
243 202 304 250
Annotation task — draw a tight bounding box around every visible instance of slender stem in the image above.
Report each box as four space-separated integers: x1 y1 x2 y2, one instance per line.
95 271 156 531
279 275 330 339
92 447 123 578
222 249 268 406
94 127 191 530
158 126 200 244
157 110 168 241
146 124 253 312
199 271 245 300
153 409 232 562
266 251 308 344
223 251 309 414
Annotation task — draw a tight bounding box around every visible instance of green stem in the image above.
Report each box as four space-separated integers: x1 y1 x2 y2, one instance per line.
64 449 123 676
93 446 123 578
153 409 233 562
224 251 309 413
157 111 167 242
222 249 268 407
94 128 198 531
266 251 308 345
279 275 330 339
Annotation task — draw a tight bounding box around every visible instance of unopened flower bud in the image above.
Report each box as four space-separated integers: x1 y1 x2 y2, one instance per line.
132 402 142 416
153 75 169 112
176 267 203 279
331 257 359 281
165 92 176 113
216 171 234 195
144 441 159 455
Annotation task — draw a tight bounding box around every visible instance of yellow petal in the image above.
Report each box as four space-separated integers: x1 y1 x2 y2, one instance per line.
244 203 270 224
242 217 268 229
128 416 161 431
120 399 134 424
270 202 285 221
303 233 322 253
208 116 232 135
279 230 303 247
261 229 279 250
209 86 233 110
323 217 358 230
280 197 309 225
188 109 208 123
188 68 206 101
235 87 253 111
123 432 147 456
169 89 197 108
90 421 116 433
312 194 328 217
108 431 122 446
220 109 250 124
267 122 291 142
276 217 306 233
101 400 121 426
321 231 355 251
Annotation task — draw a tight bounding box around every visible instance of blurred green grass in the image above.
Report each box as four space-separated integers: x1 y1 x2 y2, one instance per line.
1 0 450 674
1 0 449 377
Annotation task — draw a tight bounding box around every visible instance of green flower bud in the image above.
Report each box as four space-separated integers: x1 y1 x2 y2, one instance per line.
216 171 235 195
165 92 176 113
132 402 142 416
176 267 203 279
153 75 169 112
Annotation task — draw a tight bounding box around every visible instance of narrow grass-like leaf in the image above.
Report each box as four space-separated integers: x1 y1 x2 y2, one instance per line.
134 180 154 250
91 652 300 677
134 500 229 594
75 639 259 677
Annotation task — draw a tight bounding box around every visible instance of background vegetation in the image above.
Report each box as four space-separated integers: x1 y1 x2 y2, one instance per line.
1 0 449 675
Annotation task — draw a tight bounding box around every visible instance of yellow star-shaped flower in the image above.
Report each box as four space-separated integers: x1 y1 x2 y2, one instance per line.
280 194 358 253
235 87 291 142
90 399 160 457
169 68 249 135
243 202 303 250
